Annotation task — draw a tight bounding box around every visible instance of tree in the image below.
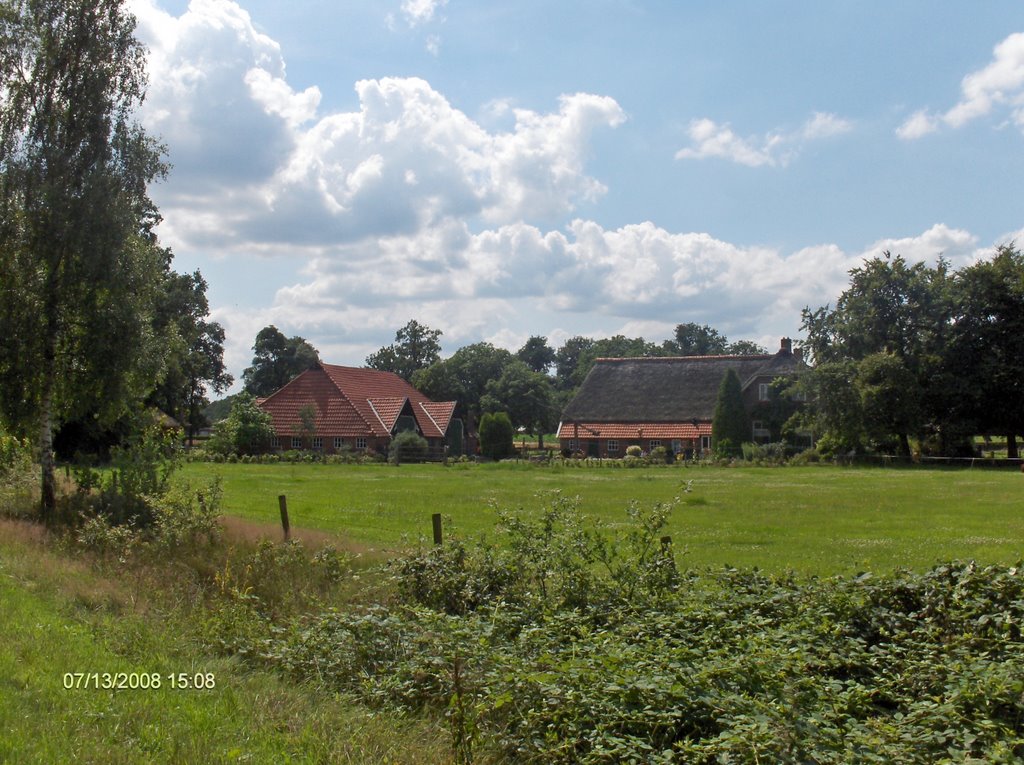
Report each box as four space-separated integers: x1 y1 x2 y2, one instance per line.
148 270 232 441
206 392 275 455
481 360 557 447
516 336 556 374
242 325 319 396
412 342 515 424
725 339 769 355
666 323 729 356
366 320 442 381
478 412 514 460
856 352 922 456
800 252 952 455
945 245 1024 456
554 336 595 391
711 369 748 456
0 0 168 521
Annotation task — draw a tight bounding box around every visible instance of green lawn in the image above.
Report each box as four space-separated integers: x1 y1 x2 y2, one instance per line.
180 461 1024 575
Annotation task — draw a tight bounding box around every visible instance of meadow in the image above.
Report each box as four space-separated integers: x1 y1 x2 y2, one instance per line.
180 460 1024 575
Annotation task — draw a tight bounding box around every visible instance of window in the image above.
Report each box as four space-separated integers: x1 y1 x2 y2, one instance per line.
567 439 578 452
671 439 682 454
333 437 345 450
355 437 367 450
291 437 302 449
606 439 619 454
752 421 771 442
312 437 323 451
758 382 770 401
270 436 280 449
649 440 662 451
700 435 711 451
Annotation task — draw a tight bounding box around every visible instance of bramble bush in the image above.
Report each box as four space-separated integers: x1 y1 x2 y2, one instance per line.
215 491 1024 764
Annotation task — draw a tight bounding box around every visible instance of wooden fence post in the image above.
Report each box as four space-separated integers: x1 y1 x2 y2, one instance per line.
279 494 290 541
432 513 443 545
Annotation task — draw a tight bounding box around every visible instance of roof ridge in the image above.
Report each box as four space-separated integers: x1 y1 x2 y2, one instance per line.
594 354 773 362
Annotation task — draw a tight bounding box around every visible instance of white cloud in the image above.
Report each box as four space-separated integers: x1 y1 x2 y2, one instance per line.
676 111 851 167
130 1 625 252
401 0 447 27
899 31 1024 138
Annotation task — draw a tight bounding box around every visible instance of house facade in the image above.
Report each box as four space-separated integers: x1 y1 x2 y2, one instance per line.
557 338 806 458
257 363 462 459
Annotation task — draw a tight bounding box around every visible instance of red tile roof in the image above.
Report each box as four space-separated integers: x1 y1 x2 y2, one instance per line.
258 364 455 440
557 421 712 440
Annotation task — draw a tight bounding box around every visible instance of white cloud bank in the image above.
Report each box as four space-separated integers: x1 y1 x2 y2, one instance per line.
127 0 1012 375
898 31 1024 139
675 112 852 167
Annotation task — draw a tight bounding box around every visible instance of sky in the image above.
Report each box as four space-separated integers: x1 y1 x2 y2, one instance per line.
126 0 1024 391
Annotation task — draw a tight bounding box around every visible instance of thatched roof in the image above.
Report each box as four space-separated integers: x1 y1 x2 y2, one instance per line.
561 348 801 424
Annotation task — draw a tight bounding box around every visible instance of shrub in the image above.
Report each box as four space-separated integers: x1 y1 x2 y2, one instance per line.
389 430 429 464
0 430 34 517
625 444 642 458
206 392 275 455
479 412 514 460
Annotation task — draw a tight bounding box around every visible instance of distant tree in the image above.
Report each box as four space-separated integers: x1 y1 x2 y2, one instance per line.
667 323 729 356
0 0 169 520
148 270 232 440
478 412 514 460
294 404 317 447
726 339 769 355
516 336 557 374
412 342 515 423
554 336 595 390
800 252 952 454
202 394 240 424
207 393 275 455
571 335 663 387
856 352 922 456
366 320 442 381
242 326 319 397
945 245 1024 456
481 360 557 447
711 369 748 456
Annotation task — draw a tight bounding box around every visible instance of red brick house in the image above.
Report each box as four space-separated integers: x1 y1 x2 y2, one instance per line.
258 363 462 458
557 338 806 458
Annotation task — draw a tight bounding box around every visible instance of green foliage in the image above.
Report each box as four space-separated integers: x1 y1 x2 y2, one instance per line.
481 359 557 436
365 320 442 381
413 342 515 422
478 412 514 460
389 430 429 464
516 335 556 373
0 430 34 517
241 325 319 397
232 491 1024 763
712 368 748 456
207 392 275 455
0 0 170 520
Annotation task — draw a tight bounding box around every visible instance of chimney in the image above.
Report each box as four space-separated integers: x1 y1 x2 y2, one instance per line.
780 337 792 354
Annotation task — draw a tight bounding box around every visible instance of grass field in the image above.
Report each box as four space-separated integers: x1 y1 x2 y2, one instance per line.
180 461 1024 575
0 519 452 764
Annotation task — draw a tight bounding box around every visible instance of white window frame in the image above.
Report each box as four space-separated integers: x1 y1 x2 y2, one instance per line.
700 435 711 451
270 436 280 449
333 437 345 450
567 439 577 452
291 437 302 449
606 439 619 454
355 437 368 450
649 439 662 451
312 436 323 451
758 382 770 401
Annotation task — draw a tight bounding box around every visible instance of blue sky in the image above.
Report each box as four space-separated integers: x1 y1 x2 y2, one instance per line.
129 0 1024 390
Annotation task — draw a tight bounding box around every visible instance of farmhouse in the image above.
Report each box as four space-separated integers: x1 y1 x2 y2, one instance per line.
558 338 806 458
257 363 462 458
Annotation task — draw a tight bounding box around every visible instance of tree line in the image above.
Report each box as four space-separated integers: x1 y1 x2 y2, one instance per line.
799 247 1024 458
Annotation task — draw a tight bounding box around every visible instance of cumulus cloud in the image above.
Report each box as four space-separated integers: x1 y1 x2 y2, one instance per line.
675 112 852 167
129 0 625 254
401 0 447 27
898 31 1024 138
